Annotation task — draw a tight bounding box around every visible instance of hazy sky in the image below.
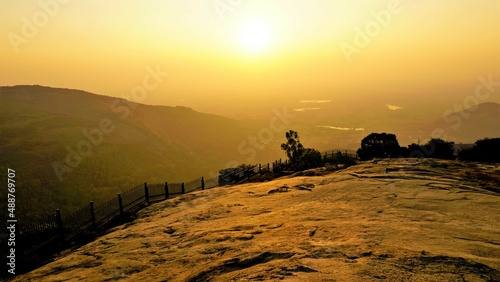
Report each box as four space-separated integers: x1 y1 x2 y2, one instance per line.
2 0 500 114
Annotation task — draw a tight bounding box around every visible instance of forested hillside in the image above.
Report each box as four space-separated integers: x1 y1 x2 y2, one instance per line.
0 86 271 221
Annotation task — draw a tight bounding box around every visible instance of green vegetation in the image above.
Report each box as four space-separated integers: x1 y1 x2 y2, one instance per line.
281 130 322 171
0 86 261 222
357 132 498 163
404 139 455 160
356 133 401 161
458 138 500 163
355 132 456 160
280 130 305 166
280 130 355 171
323 151 357 167
298 149 323 171
2 86 496 225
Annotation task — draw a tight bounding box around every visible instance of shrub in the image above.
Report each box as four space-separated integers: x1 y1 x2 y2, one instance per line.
297 148 322 171
280 130 323 171
357 133 400 160
403 139 455 160
459 138 500 163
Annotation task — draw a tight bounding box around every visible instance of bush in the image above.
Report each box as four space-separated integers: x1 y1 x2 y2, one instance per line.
402 139 455 160
280 130 324 171
323 151 357 168
459 138 500 163
425 139 455 159
357 133 400 160
297 148 322 171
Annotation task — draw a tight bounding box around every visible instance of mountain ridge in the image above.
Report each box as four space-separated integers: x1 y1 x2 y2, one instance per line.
0 85 279 221
433 101 500 143
1 85 498 222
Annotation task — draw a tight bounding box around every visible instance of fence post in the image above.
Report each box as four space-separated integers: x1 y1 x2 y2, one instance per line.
267 163 270 172
90 201 96 229
164 182 169 198
55 209 63 240
144 182 149 204
201 177 205 190
118 194 124 216
181 182 185 194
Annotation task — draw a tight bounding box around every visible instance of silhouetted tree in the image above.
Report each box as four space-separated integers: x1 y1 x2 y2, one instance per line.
405 139 455 159
459 138 500 163
398 146 410 158
280 130 324 171
424 138 455 159
281 130 305 165
407 143 425 158
357 133 400 160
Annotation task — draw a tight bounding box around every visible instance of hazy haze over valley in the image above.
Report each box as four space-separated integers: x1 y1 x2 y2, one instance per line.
1 1 500 115
1 0 500 280
1 0 500 222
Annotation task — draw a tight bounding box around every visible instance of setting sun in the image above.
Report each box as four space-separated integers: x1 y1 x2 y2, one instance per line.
239 19 271 53
1 1 500 280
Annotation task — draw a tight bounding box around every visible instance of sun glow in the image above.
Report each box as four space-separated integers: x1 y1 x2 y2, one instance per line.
239 19 271 53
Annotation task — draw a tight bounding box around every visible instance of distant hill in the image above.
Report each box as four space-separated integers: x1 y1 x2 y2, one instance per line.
2 85 498 220
433 102 500 143
0 85 278 220
278 99 500 150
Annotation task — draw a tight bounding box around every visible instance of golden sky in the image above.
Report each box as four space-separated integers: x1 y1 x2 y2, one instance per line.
1 0 500 114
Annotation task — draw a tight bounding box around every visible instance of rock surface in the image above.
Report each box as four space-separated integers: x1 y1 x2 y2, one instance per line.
14 159 500 281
